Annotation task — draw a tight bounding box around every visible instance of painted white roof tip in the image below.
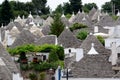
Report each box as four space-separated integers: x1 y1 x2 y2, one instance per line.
87 43 99 55
82 11 85 14
117 11 120 16
69 12 75 22
72 12 75 16
28 11 33 18
61 14 65 17
66 26 69 29
29 20 35 25
1 24 3 28
82 16 86 21
17 15 21 19
78 10 81 14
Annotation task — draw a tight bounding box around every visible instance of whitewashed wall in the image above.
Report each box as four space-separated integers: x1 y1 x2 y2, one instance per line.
64 48 83 62
13 73 23 80
105 38 120 49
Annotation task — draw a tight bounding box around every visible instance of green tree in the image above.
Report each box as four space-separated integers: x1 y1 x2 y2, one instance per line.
63 2 72 15
102 0 120 14
32 0 49 15
29 73 37 80
111 0 120 14
24 2 35 14
0 0 14 26
56 46 65 60
54 4 63 15
9 1 34 17
76 30 88 40
69 0 82 14
101 2 112 14
50 13 65 37
83 3 98 13
49 49 59 62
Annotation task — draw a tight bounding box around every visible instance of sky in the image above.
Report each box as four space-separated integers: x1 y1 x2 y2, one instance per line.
0 0 111 11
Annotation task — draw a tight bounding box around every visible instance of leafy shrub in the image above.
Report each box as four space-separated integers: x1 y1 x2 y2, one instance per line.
49 49 59 62
29 73 37 80
70 23 88 31
112 15 119 20
8 44 65 61
39 44 54 52
55 46 65 60
97 36 105 46
31 61 60 71
66 14 71 19
8 44 35 55
40 72 46 80
7 48 18 56
76 30 88 40
20 64 29 70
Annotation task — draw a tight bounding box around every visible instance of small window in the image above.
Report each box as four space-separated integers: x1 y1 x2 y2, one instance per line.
114 70 119 74
43 55 46 61
118 53 120 58
69 49 71 53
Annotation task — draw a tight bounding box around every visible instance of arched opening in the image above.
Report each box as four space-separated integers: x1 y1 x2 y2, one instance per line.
69 49 71 53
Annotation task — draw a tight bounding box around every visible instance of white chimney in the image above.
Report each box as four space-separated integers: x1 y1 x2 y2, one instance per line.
13 73 23 80
111 42 117 65
2 30 9 48
55 36 58 45
76 48 83 62
98 15 100 21
94 26 98 33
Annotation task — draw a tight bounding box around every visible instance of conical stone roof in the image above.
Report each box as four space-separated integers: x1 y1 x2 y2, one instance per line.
71 35 114 78
88 7 97 19
35 35 56 45
61 14 70 26
58 28 81 48
97 15 115 27
0 42 19 79
80 34 110 55
71 54 114 78
7 22 23 31
11 29 35 48
41 25 51 35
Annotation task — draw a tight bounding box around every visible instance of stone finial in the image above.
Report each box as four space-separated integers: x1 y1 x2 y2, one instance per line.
82 10 85 14
28 11 33 18
17 15 21 19
82 16 86 21
89 33 93 35
37 22 40 27
91 43 94 47
22 15 25 20
61 14 65 17
117 10 120 16
78 10 81 14
72 12 75 16
1 24 3 28
60 44 63 47
66 26 69 29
